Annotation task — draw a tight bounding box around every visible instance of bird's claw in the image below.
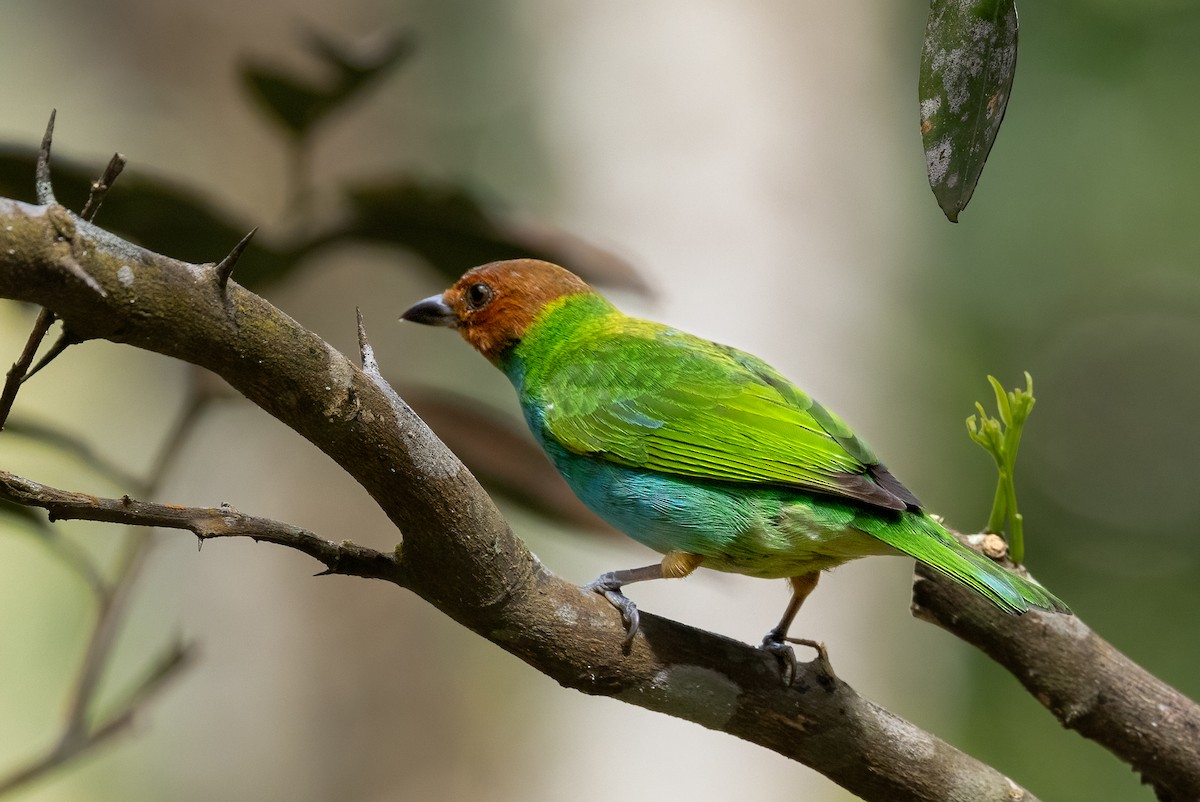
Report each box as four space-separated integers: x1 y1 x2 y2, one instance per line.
784 637 836 681
584 575 640 652
759 634 836 687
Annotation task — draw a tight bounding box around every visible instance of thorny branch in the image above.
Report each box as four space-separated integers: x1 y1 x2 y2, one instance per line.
0 471 397 580
0 414 196 797
0 124 1196 801
913 559 1200 802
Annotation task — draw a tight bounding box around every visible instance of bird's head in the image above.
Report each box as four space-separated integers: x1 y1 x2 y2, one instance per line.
401 259 594 362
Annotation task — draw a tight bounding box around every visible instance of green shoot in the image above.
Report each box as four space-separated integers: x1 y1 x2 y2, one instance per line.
965 372 1036 564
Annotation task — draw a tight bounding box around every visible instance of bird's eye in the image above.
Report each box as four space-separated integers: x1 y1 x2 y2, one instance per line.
465 282 494 310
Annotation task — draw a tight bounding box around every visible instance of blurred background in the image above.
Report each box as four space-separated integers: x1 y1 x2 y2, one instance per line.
1 1 1198 800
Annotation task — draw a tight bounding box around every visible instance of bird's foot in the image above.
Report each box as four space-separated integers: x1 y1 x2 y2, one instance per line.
584 573 640 653
758 633 836 687
759 632 798 685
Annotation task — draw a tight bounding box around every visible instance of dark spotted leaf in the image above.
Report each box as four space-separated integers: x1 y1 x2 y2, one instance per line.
919 0 1019 222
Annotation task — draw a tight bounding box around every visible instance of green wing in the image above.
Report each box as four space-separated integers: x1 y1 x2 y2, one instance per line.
539 322 920 511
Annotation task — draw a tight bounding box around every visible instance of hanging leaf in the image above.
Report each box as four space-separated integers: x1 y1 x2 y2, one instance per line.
919 0 1019 222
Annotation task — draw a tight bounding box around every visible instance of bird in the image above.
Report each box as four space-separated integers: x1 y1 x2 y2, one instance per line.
401 258 1070 677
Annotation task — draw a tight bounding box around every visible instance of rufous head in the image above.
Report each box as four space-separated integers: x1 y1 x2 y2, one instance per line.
401 259 594 361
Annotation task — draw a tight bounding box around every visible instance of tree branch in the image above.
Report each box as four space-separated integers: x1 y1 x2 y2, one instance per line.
913 560 1200 802
0 470 1037 802
0 470 397 581
0 192 1062 801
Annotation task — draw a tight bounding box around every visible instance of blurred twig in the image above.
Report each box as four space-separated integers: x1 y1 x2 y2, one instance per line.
0 501 106 599
0 390 204 797
5 419 146 491
0 388 203 796
0 639 192 797
0 166 211 792
58 530 153 749
0 307 54 430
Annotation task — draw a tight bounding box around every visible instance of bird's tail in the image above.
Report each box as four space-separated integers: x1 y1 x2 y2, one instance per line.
860 511 1070 615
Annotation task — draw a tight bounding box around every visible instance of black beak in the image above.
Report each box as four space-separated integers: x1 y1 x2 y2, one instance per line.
401 294 457 327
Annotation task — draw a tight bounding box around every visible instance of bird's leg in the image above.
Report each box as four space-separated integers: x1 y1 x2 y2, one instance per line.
760 572 821 685
584 551 703 652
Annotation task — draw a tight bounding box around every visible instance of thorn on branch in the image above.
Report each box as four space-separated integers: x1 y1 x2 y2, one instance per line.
213 228 257 294
46 206 108 298
80 153 127 222
36 110 57 205
61 254 107 298
356 307 379 375
23 327 83 383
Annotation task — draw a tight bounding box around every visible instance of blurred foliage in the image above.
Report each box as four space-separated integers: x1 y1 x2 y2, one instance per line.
0 31 647 531
0 149 286 284
343 180 647 292
919 0 1019 222
242 30 417 140
0 154 644 292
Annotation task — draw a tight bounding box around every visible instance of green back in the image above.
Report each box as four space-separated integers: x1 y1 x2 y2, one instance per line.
515 294 919 511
